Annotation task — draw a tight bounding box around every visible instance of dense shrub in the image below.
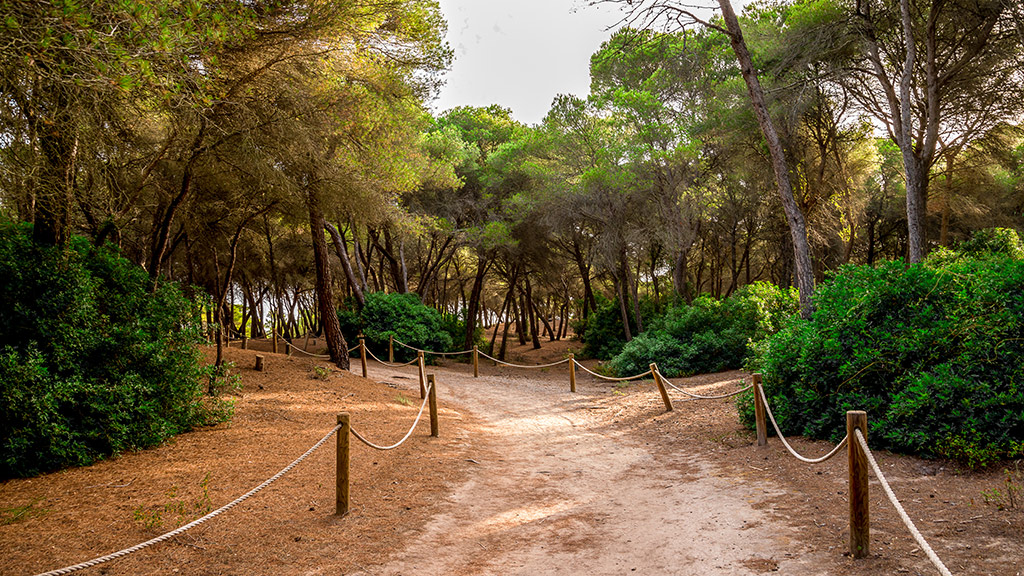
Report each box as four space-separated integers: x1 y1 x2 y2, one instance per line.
574 294 660 360
338 292 454 361
0 222 225 478
745 234 1024 468
609 282 798 377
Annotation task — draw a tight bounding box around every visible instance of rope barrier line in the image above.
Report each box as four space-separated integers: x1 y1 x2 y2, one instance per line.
363 346 420 368
757 383 848 464
272 332 331 358
573 359 653 382
391 338 474 356
476 350 572 369
349 383 433 451
854 430 953 576
32 424 342 576
657 371 754 399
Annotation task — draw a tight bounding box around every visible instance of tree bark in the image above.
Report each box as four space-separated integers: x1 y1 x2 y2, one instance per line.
307 191 349 369
719 0 815 318
325 221 365 308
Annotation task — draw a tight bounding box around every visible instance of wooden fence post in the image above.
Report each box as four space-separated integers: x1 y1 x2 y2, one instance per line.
359 336 367 378
254 355 265 372
848 410 869 558
650 363 673 412
336 413 350 516
418 351 426 399
286 335 292 356
473 345 479 378
753 373 767 447
389 335 394 363
569 353 576 393
427 374 439 437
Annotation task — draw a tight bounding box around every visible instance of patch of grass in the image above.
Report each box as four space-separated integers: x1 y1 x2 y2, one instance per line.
1 499 48 525
982 463 1022 511
395 394 411 406
133 472 214 531
310 365 332 381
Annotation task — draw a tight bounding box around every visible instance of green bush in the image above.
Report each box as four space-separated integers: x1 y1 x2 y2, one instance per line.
0 222 226 478
747 235 1024 468
609 282 798 377
575 294 660 360
338 292 454 361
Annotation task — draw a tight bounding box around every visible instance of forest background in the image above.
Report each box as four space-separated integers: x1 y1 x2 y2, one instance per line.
1 0 1023 476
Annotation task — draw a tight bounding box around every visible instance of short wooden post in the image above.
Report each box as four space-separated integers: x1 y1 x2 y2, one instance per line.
242 333 248 350
472 345 479 378
254 355 265 372
569 353 576 393
388 335 394 363
427 374 439 437
336 413 350 516
286 336 292 356
848 410 869 558
359 336 367 378
418 351 426 399
753 373 767 447
650 363 673 412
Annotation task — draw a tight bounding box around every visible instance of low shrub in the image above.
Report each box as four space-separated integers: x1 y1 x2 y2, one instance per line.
0 222 227 478
609 282 798 377
575 294 659 360
745 231 1024 468
338 292 454 361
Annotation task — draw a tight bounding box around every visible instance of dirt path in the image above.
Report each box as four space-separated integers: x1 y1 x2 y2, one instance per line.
361 360 823 575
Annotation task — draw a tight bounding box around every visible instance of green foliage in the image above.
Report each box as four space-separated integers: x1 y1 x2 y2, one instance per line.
133 472 214 531
749 235 1024 468
609 282 798 377
0 222 227 478
337 292 454 361
574 294 649 360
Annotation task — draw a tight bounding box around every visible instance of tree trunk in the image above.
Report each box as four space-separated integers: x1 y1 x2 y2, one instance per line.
719 0 815 318
524 275 542 349
307 191 348 369
325 221 365 308
462 256 490 350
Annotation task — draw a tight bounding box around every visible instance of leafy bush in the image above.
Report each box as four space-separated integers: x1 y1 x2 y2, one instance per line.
338 292 454 361
609 282 798 377
575 294 660 360
746 235 1024 468
0 222 226 478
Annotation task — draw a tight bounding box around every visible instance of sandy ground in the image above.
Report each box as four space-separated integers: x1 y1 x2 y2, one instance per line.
2 338 1022 576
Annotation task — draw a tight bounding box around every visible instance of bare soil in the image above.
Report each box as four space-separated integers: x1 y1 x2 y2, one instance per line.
1 337 1021 575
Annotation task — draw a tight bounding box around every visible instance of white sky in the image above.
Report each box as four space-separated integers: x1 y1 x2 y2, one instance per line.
431 0 624 126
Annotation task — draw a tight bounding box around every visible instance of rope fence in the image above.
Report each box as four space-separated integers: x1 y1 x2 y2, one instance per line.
40 328 961 576
32 424 342 576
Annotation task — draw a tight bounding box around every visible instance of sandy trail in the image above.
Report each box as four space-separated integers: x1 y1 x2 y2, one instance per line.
359 360 828 575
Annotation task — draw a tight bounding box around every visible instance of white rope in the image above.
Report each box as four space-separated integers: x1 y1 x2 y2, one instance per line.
573 359 653 382
392 338 474 356
854 430 953 576
274 333 331 358
658 371 754 399
476 350 572 369
757 383 848 464
363 346 421 367
32 424 342 576
349 383 433 451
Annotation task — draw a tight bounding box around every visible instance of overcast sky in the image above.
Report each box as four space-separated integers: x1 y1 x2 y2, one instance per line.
430 0 625 126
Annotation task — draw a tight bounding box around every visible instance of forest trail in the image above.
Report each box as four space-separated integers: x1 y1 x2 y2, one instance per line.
359 360 826 575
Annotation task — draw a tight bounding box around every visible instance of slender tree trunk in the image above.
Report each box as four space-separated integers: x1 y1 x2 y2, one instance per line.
325 221 365 308
719 0 815 318
463 256 490 350
307 191 348 369
524 275 541 349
